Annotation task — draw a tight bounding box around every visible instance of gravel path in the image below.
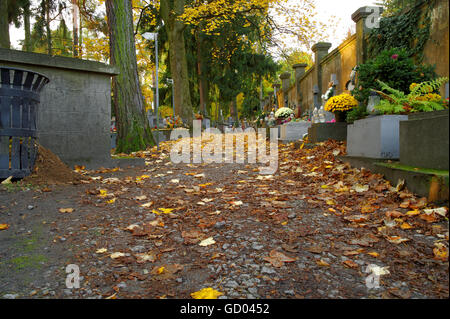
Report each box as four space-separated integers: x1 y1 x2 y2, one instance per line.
0 141 448 299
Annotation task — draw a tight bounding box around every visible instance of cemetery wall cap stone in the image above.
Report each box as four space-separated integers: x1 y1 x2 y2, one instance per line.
312 42 332 52
293 63 308 69
0 48 119 76
280 72 291 79
351 6 383 23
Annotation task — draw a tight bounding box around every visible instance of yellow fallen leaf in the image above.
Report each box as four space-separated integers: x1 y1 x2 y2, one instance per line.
406 210 420 216
59 208 74 213
190 287 223 299
433 243 448 261
107 198 116 204
367 252 379 258
152 208 174 215
400 222 413 230
157 266 165 274
105 293 117 299
96 248 108 254
316 259 330 267
99 189 108 197
0 224 9 230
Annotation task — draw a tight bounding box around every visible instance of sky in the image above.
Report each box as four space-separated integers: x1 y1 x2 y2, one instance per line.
9 0 378 53
314 0 378 48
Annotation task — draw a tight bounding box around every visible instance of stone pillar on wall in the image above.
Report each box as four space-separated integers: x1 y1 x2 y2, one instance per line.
312 42 332 106
293 63 308 112
272 83 281 110
280 71 291 109
352 6 383 66
268 92 274 110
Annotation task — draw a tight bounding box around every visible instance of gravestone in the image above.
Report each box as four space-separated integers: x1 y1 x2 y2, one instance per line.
203 117 211 129
347 115 408 159
280 121 311 142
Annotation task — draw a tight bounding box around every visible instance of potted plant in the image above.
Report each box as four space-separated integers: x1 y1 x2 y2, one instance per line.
275 107 294 125
324 93 358 122
307 93 356 143
347 48 436 124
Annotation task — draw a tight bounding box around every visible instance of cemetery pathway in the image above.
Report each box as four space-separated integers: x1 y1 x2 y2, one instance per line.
0 139 448 299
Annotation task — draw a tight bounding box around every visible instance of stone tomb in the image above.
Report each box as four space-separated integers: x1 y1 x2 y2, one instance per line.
279 121 311 142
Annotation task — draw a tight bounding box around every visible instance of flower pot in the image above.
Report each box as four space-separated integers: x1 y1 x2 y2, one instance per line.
333 111 348 122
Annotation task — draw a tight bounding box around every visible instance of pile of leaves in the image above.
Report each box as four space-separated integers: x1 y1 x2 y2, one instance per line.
23 145 83 185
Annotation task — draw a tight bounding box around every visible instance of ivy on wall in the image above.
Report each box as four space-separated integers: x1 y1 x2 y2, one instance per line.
367 0 435 62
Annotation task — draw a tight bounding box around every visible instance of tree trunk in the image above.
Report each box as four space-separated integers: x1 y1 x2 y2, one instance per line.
0 0 10 48
24 3 31 51
196 33 210 117
160 0 193 125
79 5 82 58
72 0 79 57
106 0 155 153
45 0 52 55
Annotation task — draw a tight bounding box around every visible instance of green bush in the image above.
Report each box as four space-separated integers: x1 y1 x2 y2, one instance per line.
352 48 436 106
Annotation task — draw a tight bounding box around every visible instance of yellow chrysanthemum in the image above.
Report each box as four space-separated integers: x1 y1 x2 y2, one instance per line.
324 93 358 112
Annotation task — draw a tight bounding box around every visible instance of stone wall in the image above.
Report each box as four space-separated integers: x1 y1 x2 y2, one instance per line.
423 0 449 95
0 48 118 168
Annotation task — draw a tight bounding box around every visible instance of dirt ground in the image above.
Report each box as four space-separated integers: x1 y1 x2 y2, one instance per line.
0 140 448 299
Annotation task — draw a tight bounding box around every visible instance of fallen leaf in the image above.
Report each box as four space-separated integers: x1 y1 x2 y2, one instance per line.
386 236 410 244
59 208 74 213
344 215 369 223
264 250 297 267
199 237 216 247
433 243 448 261
110 252 125 259
420 213 439 223
400 222 414 230
423 207 448 217
343 260 358 268
353 184 369 193
191 288 223 299
367 252 379 258
1 176 13 184
406 210 420 216
385 210 404 218
141 202 153 208
96 248 108 254
135 252 156 263
316 259 330 267
0 224 9 230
